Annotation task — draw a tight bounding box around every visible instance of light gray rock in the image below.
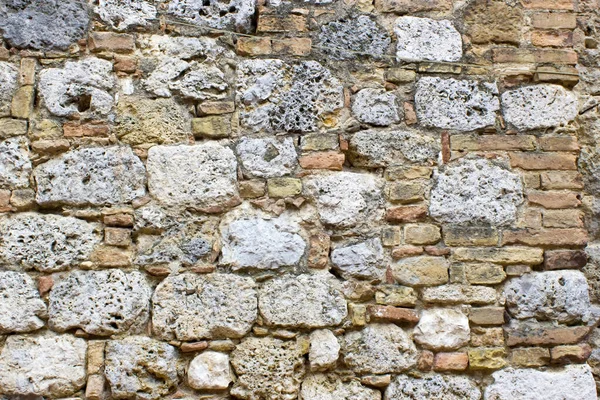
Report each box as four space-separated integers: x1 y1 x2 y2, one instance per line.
0 333 87 398
319 15 390 60
105 336 179 400
152 273 257 341
352 88 401 126
168 0 256 32
236 137 298 178
349 129 440 167
38 58 116 117
0 271 46 333
421 284 497 305
301 374 381 400
304 172 384 228
413 308 470 350
95 0 157 31
147 143 240 211
331 238 385 280
342 323 418 374
259 273 347 328
415 77 500 131
140 35 227 59
502 84 579 130
0 137 31 189
504 271 592 323
49 270 152 336
188 351 232 390
0 62 18 117
0 0 89 50
142 57 189 98
34 146 146 206
231 337 305 399
484 365 597 400
309 329 340 371
394 17 462 62
0 213 101 272
385 375 481 400
429 158 523 226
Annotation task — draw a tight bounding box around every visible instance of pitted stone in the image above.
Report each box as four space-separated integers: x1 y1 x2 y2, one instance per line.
0 137 31 190
301 374 381 400
0 62 18 117
413 308 470 351
168 0 255 32
236 137 298 178
309 329 340 371
331 238 385 280
319 15 391 60
394 17 462 62
385 374 481 400
0 271 46 333
352 88 401 126
95 0 157 31
140 35 227 60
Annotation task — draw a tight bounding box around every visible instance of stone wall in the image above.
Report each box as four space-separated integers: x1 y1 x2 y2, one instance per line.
0 0 599 399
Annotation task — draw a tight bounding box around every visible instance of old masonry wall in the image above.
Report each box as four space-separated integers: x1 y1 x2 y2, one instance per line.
1 0 600 399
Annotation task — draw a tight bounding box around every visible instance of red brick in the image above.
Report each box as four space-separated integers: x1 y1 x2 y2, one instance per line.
509 152 577 170
299 151 345 171
367 305 420 324
386 206 428 223
527 190 581 208
433 352 469 371
88 32 135 53
544 250 587 270
531 13 577 29
501 228 588 246
391 245 424 259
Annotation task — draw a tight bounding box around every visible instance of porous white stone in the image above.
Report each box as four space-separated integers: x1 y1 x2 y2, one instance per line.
413 308 470 350
38 58 116 117
168 0 256 32
0 271 46 333
502 84 579 130
319 15 390 60
142 57 190 98
342 323 418 374
0 137 31 189
385 374 481 400
0 213 101 272
304 172 384 228
0 62 18 117
140 35 227 59
415 77 500 131
188 351 232 390
429 158 523 226
152 273 257 341
236 137 298 178
309 329 340 371
484 365 597 400
105 336 179 400
147 143 240 211
352 88 401 126
394 17 462 62
301 374 381 400
259 273 347 328
34 146 146 206
95 0 157 31
231 337 305 399
331 238 386 280
349 129 440 167
49 270 152 336
504 271 592 323
0 333 87 398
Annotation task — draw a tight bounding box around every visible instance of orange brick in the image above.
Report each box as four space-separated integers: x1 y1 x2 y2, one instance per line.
538 136 579 151
509 152 577 170
299 151 344 171
528 190 581 208
391 245 424 259
501 228 588 246
236 37 272 56
386 206 428 223
433 352 469 372
531 30 573 47
492 48 577 64
418 350 434 371
88 32 135 53
531 13 577 29
272 38 311 56
521 0 574 10
104 213 134 227
63 122 109 137
367 305 420 323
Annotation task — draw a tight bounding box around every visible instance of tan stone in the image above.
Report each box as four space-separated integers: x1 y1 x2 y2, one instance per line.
531 12 577 29
392 256 449 287
31 139 70 154
272 38 312 56
510 347 550 367
375 0 451 13
468 348 506 370
19 58 36 86
417 350 434 371
385 166 432 180
88 32 135 53
299 151 344 171
90 246 132 268
532 30 573 47
451 134 535 151
197 101 235 116
239 180 266 199
180 341 209 353
464 0 523 44
509 152 577 170
443 226 499 247
493 48 578 64
471 327 504 347
308 232 330 269
501 228 588 247
386 206 428 223
11 86 34 119
465 263 506 284
349 303 367 326
257 14 307 33
267 178 302 198
386 182 425 204
114 55 137 73
528 190 581 209
404 224 441 245
0 118 27 138
103 213 134 227
361 375 391 388
85 374 105 400
104 227 131 247
375 285 417 307
542 209 583 228
522 0 574 9
544 250 587 270
301 134 338 152
236 37 272 56
469 307 505 325
550 344 592 364
433 352 468 372
87 340 105 375
192 116 231 138
10 189 35 210
453 247 544 265
540 171 583 189
381 226 401 247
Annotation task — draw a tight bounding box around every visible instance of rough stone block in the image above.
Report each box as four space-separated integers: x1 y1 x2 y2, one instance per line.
394 17 462 62
413 308 470 351
331 238 385 280
237 137 298 178
0 271 46 333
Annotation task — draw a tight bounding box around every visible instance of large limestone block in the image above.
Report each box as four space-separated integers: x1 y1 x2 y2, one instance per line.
168 0 255 32
319 15 390 60
259 273 347 329
0 213 101 272
0 333 87 398
301 374 381 400
188 351 232 390
415 77 500 131
413 308 470 350
105 336 179 400
342 323 418 374
231 337 305 399
49 270 152 336
147 143 240 211
0 271 46 333
394 17 462 62
152 273 257 341
331 238 386 280
0 137 31 189
429 158 523 226
34 146 146 206
236 137 298 178
385 374 481 400
0 62 18 117
95 0 157 31
352 88 401 126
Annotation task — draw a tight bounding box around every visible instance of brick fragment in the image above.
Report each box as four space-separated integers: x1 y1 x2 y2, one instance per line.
366 305 419 324
63 122 109 137
88 32 135 53
433 352 468 371
509 152 577 170
236 37 272 56
505 323 590 346
104 227 131 247
451 134 536 151
417 350 434 371
469 307 505 325
103 213 134 227
551 344 592 364
531 30 573 47
540 171 583 189
531 13 577 29
528 190 581 209
386 206 427 223
544 250 587 270
542 209 583 228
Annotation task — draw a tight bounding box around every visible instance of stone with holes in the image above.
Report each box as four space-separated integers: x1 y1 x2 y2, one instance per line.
394 17 462 62
318 15 390 60
95 0 157 31
301 374 381 400
385 374 481 400
167 0 255 32
0 271 46 333
352 88 401 126
0 137 31 190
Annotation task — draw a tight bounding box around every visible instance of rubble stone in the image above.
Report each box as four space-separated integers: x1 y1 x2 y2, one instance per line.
394 17 462 62
413 308 470 351
0 271 46 333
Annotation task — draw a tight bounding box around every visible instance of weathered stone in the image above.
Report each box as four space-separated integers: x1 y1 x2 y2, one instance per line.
0 213 101 272
301 374 381 400
0 137 31 190
0 62 18 117
504 271 592 323
422 284 497 305
510 347 550 367
484 365 597 400
430 158 523 226
468 348 507 370
304 172 384 228
502 85 578 130
168 0 255 32
267 177 303 197
433 352 469 372
231 337 305 399
39 58 116 118
0 271 46 333
391 255 449 287
188 351 232 390
415 77 500 131
385 374 481 400
309 329 340 371
343 323 417 374
259 273 347 328
0 333 87 398
95 0 157 31
367 305 419 324
469 307 505 325
152 273 257 341
236 137 298 178
414 308 470 351
444 225 499 247
105 336 179 400
352 88 400 126
464 0 523 45
319 16 390 60
505 320 591 347
331 238 385 280
147 143 240 211
453 247 544 265
375 285 417 307
465 263 506 284
394 17 462 62
49 270 151 336
0 0 89 50
0 118 27 139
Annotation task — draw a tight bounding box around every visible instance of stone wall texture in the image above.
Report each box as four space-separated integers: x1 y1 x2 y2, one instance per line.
0 0 599 399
